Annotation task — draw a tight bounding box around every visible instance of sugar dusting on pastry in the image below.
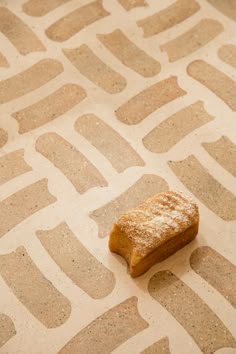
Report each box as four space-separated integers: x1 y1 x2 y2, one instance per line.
116 191 198 253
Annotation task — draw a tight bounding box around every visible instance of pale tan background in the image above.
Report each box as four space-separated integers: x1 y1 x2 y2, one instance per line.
0 0 235 353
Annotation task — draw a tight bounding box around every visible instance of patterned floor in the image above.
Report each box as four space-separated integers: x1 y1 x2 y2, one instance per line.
0 0 236 353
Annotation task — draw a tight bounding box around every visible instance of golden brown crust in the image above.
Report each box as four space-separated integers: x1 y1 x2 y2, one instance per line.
109 190 199 277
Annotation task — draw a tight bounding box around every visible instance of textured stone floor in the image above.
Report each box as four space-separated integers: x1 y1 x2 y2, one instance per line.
0 0 236 353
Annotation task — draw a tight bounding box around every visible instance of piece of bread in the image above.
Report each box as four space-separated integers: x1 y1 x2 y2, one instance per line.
109 191 199 277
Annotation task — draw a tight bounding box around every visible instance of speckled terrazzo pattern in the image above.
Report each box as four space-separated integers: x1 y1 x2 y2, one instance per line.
0 1 235 353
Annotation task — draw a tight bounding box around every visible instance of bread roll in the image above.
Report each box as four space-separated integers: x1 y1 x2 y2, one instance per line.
109 191 199 277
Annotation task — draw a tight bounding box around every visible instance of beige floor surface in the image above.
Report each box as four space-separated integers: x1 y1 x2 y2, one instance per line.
0 0 236 353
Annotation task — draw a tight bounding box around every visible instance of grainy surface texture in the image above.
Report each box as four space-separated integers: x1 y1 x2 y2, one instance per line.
0 0 235 353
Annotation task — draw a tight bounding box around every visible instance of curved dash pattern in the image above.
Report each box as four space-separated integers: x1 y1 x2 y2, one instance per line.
0 52 8 67
187 60 236 111
97 29 160 77
75 114 144 172
161 19 223 62
0 128 8 148
0 149 32 185
0 247 71 328
115 76 186 124
168 155 236 220
190 246 236 308
36 133 107 193
143 101 213 153
218 44 236 68
0 59 63 104
58 297 148 354
118 0 146 11
0 314 16 349
23 0 71 16
137 0 200 37
148 271 236 353
0 7 45 54
63 45 126 94
46 1 109 42
12 84 86 133
37 223 115 299
202 136 236 177
140 337 170 354
90 174 168 238
0 179 56 238
206 0 236 21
